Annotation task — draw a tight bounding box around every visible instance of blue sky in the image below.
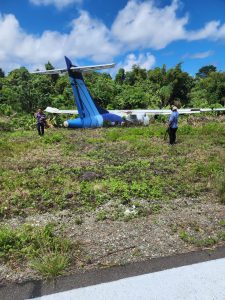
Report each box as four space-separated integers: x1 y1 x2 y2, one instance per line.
0 0 225 76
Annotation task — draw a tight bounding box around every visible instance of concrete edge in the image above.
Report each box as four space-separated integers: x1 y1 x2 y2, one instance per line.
1 245 225 300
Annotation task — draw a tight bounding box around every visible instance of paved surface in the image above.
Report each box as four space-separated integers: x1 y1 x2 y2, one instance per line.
0 246 225 300
29 258 225 300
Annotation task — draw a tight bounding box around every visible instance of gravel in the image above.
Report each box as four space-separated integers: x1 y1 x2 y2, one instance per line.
0 194 225 284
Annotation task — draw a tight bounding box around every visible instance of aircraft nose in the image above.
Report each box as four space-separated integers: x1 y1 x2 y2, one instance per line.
64 121 69 127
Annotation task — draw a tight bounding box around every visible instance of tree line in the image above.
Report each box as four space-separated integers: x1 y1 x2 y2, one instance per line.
0 62 224 116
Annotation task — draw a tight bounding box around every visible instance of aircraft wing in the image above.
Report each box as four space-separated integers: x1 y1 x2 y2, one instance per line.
45 107 78 114
108 109 198 116
109 108 225 116
31 63 116 75
45 107 225 115
200 108 225 112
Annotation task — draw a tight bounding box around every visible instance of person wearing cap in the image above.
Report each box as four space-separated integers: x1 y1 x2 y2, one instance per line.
167 106 179 145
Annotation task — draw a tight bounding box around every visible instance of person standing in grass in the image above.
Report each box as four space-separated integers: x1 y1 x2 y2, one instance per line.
168 105 179 145
35 108 46 136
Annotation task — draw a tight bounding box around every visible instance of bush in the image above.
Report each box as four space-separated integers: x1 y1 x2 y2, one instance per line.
0 120 14 132
30 253 69 278
42 133 64 144
0 223 72 277
0 104 13 116
10 114 36 130
47 114 67 127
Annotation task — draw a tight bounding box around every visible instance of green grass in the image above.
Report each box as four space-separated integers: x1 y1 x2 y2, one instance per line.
30 252 70 278
0 223 74 277
0 120 224 218
0 116 225 278
179 230 219 247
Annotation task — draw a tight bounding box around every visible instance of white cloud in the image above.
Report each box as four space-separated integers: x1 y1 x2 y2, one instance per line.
186 21 221 41
29 0 82 9
183 51 214 59
215 24 225 40
112 0 225 49
122 52 156 71
1 1 225 73
67 11 120 62
112 0 188 50
109 52 155 78
0 12 119 72
187 21 225 41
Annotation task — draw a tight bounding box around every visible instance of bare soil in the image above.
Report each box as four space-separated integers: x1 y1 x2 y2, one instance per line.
1 193 225 285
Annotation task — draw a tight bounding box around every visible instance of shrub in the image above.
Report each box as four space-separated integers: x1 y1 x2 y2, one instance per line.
10 114 36 130
0 223 72 277
42 133 64 144
0 104 13 116
0 120 14 132
30 252 69 278
216 173 225 204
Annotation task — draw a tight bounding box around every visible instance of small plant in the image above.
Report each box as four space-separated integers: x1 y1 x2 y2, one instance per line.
179 231 191 243
179 230 219 247
170 223 178 233
75 217 83 225
43 133 64 144
195 237 218 247
219 231 225 241
219 220 225 227
150 204 162 214
30 252 69 278
132 249 142 257
0 223 73 277
96 211 108 221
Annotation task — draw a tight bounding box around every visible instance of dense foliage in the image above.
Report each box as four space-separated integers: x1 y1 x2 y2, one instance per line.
0 63 224 117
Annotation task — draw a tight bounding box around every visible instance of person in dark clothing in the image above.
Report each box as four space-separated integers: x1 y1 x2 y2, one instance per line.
168 106 179 145
35 109 46 136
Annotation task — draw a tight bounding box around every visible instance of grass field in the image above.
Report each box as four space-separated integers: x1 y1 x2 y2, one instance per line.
0 116 225 280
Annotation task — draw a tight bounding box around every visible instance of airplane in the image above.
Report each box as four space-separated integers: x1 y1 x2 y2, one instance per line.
33 56 225 128
33 56 123 128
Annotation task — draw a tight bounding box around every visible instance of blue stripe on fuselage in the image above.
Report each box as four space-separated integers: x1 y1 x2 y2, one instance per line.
102 113 123 123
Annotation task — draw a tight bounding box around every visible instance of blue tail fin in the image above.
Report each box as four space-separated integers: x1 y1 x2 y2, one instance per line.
65 56 107 119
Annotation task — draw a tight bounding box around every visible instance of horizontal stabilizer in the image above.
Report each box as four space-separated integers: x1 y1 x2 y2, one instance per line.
31 63 115 75
31 68 68 75
71 63 116 72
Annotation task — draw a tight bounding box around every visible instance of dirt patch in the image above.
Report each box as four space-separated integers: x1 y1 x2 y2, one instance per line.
1 194 225 285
